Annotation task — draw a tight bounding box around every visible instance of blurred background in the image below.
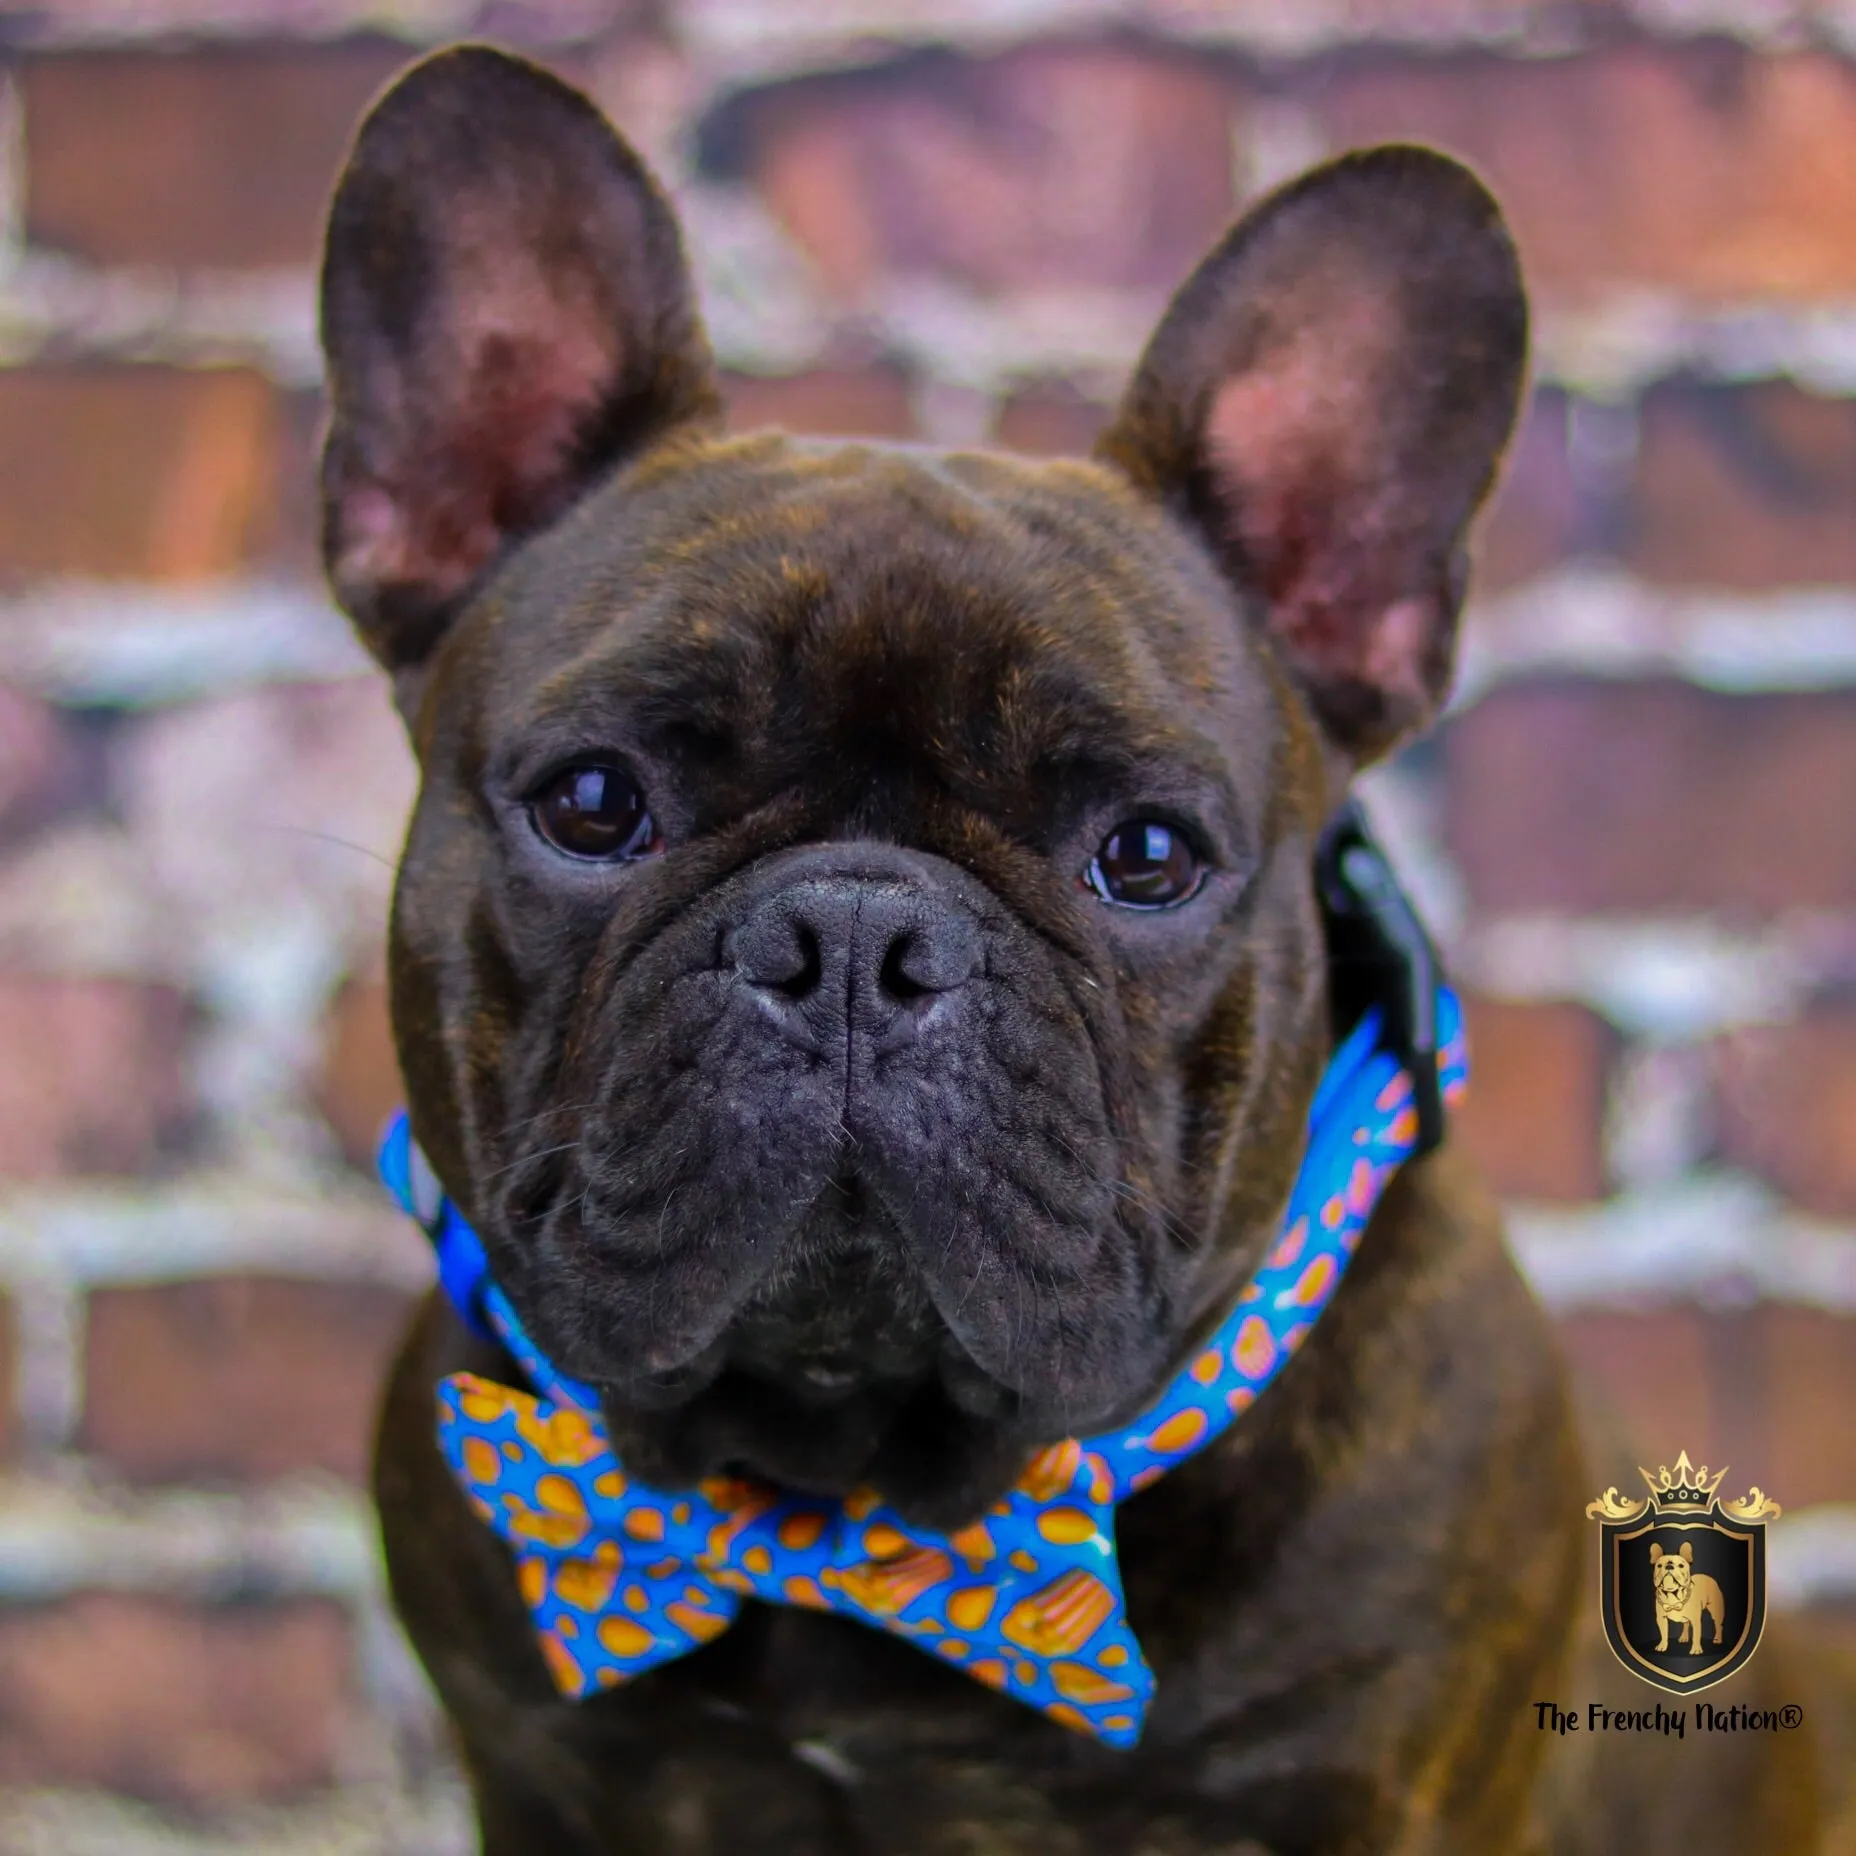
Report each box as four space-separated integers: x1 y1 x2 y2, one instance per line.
0 0 1854 1848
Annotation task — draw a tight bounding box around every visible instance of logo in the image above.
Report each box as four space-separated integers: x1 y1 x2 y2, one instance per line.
1586 1452 1780 1695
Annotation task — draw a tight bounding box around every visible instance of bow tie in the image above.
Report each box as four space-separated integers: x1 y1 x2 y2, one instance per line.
380 980 1465 1749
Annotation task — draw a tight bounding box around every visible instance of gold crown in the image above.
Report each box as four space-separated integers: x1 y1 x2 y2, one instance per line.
1639 1451 1727 1511
1586 1450 1782 1524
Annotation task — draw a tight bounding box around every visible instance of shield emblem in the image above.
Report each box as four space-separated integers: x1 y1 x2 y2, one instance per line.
1587 1452 1780 1697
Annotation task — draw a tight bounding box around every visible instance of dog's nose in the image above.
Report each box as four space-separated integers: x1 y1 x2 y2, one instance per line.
726 857 982 1055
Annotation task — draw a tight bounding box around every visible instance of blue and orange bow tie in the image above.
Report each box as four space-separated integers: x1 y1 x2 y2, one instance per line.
381 990 1466 1749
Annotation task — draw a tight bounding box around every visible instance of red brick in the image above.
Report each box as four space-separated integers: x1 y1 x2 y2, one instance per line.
991 383 1110 457
1627 379 1856 591
1475 387 1609 595
315 976 401 1174
81 1277 414 1484
0 978 194 1179
1799 1603 1856 1662
1557 1306 1856 1511
719 43 1236 299
1298 45 1856 303
1443 682 1856 915
0 686 85 849
0 368 288 583
0 1293 16 1461
270 388 331 582
1556 1307 1721 1476
20 42 410 269
1446 387 1646 597
1714 1011 1856 1220
1759 1306 1856 1509
721 367 917 440
0 1594 351 1805
1454 995 1612 1202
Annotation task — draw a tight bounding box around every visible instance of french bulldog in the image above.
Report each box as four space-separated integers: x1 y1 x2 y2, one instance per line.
1648 1540 1725 1655
323 44 1834 1856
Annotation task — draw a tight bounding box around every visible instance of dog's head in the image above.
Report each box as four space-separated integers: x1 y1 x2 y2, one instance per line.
1651 1539 1696 1603
319 48 1525 1525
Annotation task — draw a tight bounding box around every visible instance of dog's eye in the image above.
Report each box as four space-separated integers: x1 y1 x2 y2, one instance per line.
529 763 658 861
1084 820 1204 908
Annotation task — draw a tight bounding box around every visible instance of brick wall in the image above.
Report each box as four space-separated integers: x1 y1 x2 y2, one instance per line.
1 2 1854 1845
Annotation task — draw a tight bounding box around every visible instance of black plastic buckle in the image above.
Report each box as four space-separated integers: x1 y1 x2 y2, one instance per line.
1316 798 1447 1156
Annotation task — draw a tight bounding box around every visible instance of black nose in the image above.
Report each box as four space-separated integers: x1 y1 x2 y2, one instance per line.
726 851 982 1055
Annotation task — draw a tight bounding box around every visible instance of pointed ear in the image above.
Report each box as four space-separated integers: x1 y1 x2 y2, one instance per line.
1680 1540 1694 1562
1649 1541 1661 1562
1096 145 1526 766
318 46 720 681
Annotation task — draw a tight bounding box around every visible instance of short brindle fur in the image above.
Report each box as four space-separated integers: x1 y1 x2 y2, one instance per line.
322 45 1834 1856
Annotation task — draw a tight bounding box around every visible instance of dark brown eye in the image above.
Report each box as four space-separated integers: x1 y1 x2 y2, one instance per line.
1084 820 1203 908
529 764 657 861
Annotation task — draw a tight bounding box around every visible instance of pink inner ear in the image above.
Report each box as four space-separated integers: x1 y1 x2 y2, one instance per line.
441 306 621 525
1205 355 1435 715
340 261 627 617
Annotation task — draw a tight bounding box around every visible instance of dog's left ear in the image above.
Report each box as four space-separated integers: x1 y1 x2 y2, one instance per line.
318 45 720 694
1097 145 1526 767
1680 1541 1694 1563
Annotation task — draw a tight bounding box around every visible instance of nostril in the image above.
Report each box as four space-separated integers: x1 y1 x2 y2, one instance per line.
878 932 933 1004
772 924 823 1000
728 910 824 999
878 914 981 1002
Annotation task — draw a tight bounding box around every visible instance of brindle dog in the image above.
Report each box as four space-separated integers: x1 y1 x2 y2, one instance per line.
322 45 1837 1856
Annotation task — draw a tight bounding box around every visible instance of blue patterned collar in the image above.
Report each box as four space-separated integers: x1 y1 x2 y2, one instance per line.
380 969 1464 1747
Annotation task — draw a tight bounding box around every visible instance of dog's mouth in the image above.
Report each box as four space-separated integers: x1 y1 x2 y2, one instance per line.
594 1356 1034 1531
553 1168 963 1398
721 1174 950 1398
511 1166 1050 1527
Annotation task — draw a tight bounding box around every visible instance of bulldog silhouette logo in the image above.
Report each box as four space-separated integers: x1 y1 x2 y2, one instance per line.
1586 1452 1781 1695
1648 1537 1724 1655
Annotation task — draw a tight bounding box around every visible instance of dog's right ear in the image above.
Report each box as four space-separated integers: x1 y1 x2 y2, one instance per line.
318 46 720 704
1648 1541 1661 1562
